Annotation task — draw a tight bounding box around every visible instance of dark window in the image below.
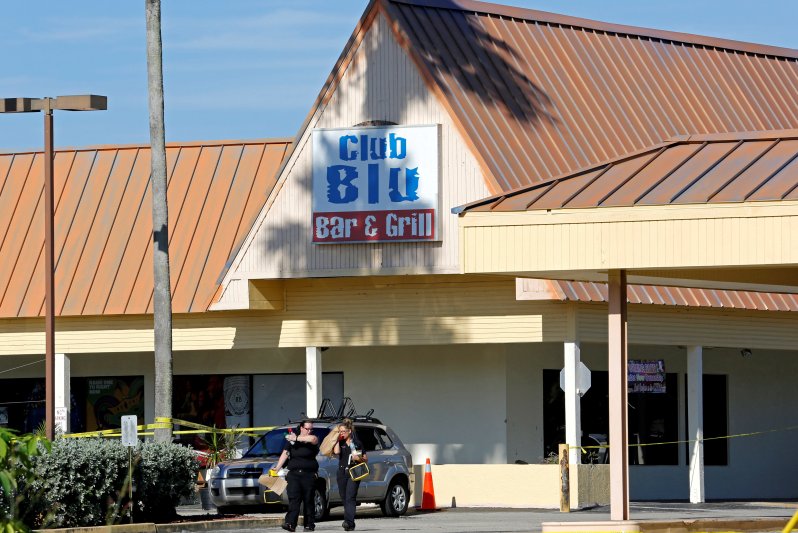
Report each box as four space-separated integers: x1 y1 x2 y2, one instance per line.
685 374 728 466
355 426 380 452
376 428 393 449
543 369 679 465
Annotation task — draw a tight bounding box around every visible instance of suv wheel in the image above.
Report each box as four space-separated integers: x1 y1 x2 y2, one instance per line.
312 485 329 522
380 478 409 516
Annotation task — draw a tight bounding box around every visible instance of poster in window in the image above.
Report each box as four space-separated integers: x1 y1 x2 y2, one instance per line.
628 360 666 393
86 376 144 430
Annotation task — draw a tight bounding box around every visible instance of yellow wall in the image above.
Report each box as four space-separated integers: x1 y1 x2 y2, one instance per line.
459 201 798 276
2 275 797 355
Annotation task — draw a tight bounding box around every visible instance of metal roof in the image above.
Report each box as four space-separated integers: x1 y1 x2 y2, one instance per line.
459 130 798 212
521 279 798 312
383 0 798 193
0 139 291 318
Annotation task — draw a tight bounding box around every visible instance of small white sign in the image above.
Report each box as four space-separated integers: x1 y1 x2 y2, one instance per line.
55 407 68 433
560 362 592 397
121 415 138 447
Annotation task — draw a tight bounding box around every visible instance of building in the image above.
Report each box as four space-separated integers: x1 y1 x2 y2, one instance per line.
2 0 797 505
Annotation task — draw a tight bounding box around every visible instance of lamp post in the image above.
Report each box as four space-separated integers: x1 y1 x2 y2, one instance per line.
0 95 107 440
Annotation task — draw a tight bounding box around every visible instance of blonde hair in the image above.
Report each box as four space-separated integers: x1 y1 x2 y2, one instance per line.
339 418 354 432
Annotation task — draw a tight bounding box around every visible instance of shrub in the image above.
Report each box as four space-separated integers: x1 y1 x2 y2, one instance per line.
26 438 130 528
134 441 199 522
0 428 50 533
22 438 199 528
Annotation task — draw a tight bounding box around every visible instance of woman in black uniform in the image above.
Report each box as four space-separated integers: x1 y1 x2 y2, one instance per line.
270 420 320 532
333 418 367 531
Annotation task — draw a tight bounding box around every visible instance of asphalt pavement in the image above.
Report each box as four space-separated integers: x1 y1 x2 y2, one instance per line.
168 501 798 533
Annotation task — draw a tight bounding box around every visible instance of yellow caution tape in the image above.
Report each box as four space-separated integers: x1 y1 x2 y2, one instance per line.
578 423 798 453
63 417 275 439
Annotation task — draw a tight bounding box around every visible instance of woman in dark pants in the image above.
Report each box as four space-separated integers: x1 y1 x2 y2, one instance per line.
270 420 320 532
333 418 367 531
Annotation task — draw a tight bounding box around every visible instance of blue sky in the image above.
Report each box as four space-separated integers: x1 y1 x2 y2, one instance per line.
1 0 795 152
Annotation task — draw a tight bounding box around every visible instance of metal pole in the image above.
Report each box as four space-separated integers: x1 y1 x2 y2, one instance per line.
44 102 55 441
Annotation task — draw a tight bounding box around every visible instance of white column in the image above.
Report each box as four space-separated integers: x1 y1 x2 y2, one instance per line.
608 269 629 521
54 353 70 434
306 347 322 418
564 306 581 465
687 345 705 503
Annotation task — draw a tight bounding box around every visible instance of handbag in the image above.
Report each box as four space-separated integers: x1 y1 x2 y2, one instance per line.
348 461 370 481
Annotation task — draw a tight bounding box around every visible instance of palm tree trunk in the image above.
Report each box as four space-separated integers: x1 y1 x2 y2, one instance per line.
145 0 173 443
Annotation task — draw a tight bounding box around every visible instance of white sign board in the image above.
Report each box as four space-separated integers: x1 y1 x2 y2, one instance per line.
121 415 138 447
560 362 592 397
55 407 68 434
312 124 440 243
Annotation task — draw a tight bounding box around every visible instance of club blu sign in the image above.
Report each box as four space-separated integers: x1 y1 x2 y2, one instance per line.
312 124 439 243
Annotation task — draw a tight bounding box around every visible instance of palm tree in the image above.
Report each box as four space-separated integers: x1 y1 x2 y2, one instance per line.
145 0 173 443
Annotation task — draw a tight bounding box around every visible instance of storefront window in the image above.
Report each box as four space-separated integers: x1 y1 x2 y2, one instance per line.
685 374 728 466
0 376 143 434
543 369 679 465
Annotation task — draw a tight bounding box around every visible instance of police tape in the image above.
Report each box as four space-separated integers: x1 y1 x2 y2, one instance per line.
63 417 276 439
577 423 798 453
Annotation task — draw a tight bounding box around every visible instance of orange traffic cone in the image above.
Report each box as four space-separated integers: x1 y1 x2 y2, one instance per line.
420 458 437 511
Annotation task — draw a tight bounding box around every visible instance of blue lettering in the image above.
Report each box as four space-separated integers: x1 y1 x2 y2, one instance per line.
368 164 379 204
369 137 387 160
339 135 358 161
326 165 358 203
388 133 406 159
388 167 420 202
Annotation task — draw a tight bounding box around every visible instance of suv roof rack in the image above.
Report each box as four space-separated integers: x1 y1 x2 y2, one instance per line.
291 397 382 425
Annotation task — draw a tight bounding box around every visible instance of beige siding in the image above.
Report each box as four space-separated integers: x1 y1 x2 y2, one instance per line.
577 303 798 350
220 14 491 297
460 201 798 275
0 276 564 354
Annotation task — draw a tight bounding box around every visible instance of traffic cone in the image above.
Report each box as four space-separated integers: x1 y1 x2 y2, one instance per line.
420 458 437 511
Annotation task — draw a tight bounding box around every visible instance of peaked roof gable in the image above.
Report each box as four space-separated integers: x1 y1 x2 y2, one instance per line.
383 0 798 192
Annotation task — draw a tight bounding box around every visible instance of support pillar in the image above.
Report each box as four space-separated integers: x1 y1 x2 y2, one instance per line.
54 353 70 434
608 269 629 521
687 345 705 503
564 307 581 465
306 347 322 418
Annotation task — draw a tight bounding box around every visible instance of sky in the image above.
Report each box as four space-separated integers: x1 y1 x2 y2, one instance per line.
1 0 796 152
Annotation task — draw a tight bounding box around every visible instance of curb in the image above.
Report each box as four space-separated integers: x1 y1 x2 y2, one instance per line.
37 517 284 533
638 517 788 532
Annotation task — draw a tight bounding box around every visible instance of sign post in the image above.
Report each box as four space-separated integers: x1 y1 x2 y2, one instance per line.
121 415 137 522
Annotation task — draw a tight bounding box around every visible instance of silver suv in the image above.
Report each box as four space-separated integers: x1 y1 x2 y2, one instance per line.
209 417 413 521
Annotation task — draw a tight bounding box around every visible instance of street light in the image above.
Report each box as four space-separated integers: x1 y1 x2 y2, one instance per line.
0 95 107 440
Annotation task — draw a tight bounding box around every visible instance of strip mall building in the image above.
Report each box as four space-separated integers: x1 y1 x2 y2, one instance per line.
2 0 798 507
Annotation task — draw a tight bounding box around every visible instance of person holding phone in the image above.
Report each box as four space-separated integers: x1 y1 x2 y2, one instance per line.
270 420 320 532
333 418 367 531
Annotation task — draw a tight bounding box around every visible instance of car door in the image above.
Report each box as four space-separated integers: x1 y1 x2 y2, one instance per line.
352 425 378 499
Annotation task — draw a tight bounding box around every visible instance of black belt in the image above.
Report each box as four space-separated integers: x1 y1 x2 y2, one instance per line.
290 469 317 474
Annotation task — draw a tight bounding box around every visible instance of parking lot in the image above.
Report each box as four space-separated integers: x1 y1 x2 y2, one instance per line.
176 501 796 533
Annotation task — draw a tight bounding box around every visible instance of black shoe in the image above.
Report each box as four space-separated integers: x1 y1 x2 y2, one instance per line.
304 527 315 532
342 523 355 532
281 524 296 532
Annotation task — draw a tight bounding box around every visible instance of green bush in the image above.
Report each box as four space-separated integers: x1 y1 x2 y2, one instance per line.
22 438 198 528
0 428 50 533
134 441 199 522
26 438 129 528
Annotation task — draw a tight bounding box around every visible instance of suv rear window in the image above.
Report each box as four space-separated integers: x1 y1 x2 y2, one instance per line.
244 427 331 458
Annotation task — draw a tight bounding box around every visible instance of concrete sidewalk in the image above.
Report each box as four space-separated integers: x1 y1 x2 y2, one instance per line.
39 501 798 533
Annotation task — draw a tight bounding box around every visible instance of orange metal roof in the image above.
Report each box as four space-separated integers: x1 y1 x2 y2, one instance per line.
0 139 291 318
523 279 798 313
382 0 798 193
459 129 798 212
